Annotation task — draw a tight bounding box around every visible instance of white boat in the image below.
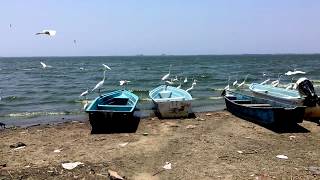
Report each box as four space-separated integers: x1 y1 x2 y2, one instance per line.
149 85 193 118
249 78 320 119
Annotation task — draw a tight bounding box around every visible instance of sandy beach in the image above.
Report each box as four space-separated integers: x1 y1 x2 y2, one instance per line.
0 111 320 179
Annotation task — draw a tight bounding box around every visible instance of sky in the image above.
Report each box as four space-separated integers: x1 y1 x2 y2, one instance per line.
0 0 320 56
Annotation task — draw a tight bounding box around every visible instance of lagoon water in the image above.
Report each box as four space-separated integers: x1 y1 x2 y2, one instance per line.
0 55 320 126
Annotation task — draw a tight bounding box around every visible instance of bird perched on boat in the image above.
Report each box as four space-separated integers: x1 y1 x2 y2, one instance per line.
119 80 131 86
237 74 249 88
260 79 270 85
35 30 56 36
102 64 111 70
232 80 238 86
40 61 52 69
177 83 182 89
91 70 107 94
165 80 174 85
161 65 171 81
172 76 178 82
183 77 188 83
285 69 306 76
186 84 194 92
285 83 295 90
271 80 280 87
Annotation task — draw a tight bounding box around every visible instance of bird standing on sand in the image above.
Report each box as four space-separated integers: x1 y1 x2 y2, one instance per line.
91 70 107 94
35 30 56 36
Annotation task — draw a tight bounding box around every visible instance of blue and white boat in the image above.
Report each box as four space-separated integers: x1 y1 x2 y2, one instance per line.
249 78 320 119
149 85 193 118
86 90 139 132
224 90 305 125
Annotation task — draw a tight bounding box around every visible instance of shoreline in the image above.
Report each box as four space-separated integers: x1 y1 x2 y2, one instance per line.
1 111 320 179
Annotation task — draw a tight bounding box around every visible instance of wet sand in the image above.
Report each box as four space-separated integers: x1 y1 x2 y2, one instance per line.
0 111 320 179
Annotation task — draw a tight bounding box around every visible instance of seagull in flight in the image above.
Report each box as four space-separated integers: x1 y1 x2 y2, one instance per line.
35 30 56 36
40 61 52 69
102 64 111 70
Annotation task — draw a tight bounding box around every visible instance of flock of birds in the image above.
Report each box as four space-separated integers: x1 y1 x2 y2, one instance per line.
225 69 307 91
160 65 197 92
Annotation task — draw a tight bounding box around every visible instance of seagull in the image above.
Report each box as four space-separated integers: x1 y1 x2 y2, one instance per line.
91 70 107 94
237 74 249 88
285 70 306 76
102 64 111 70
186 84 194 92
79 67 84 70
260 79 270 85
183 77 188 83
40 61 52 69
224 84 230 90
161 65 171 81
35 30 56 36
172 76 178 82
165 80 174 85
192 79 197 86
271 80 280 87
120 80 131 86
285 83 295 90
232 80 238 86
177 83 182 89
80 89 89 97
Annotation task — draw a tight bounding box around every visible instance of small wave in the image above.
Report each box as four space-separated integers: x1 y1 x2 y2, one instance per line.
208 96 223 100
141 98 152 101
6 111 71 118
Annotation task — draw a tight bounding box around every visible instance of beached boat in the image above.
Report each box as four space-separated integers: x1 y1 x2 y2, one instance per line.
224 90 305 125
149 85 193 118
85 90 139 132
249 78 320 119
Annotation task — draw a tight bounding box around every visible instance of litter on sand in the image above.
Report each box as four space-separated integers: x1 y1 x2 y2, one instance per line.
276 155 288 159
108 169 124 180
237 151 243 154
61 162 83 170
186 125 196 129
54 149 61 153
118 142 129 147
163 162 172 170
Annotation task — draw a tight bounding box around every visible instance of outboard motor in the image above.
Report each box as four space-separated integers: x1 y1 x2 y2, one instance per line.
295 78 319 106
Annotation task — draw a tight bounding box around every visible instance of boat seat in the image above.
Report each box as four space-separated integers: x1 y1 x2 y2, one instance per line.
242 104 272 107
97 104 132 110
159 90 172 98
105 98 129 105
154 97 185 102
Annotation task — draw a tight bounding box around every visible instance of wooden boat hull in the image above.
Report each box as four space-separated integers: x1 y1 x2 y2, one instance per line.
149 85 193 118
224 92 305 125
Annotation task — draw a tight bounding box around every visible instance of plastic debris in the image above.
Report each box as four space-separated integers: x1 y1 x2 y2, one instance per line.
61 162 83 170
143 133 149 136
108 169 124 180
289 135 296 140
54 149 61 153
205 113 212 116
186 125 196 129
118 142 129 147
307 166 320 175
276 155 288 159
237 151 243 154
10 142 26 150
196 117 205 121
163 162 172 170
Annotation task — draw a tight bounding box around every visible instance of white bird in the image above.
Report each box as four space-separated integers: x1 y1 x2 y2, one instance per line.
224 84 230 90
79 67 84 70
285 70 306 76
35 30 56 36
120 80 131 86
91 70 107 93
102 64 111 70
192 79 197 86
186 85 194 92
285 83 295 90
172 76 178 82
161 65 171 81
165 80 174 85
183 77 188 83
237 75 249 88
80 89 89 97
260 78 270 85
40 61 51 69
177 83 182 89
232 80 238 86
83 101 89 110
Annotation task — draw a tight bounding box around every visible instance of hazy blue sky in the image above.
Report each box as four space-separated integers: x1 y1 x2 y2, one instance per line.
1 0 319 56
